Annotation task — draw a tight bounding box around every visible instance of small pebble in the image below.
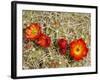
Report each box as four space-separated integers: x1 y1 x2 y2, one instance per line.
32 48 35 51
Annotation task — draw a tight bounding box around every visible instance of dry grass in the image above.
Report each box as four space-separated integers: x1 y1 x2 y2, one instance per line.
22 10 91 69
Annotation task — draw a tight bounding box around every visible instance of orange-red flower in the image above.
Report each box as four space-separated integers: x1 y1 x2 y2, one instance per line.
36 33 51 48
70 38 88 61
24 23 41 40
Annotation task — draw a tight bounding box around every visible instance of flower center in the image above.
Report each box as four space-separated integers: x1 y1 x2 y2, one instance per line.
74 46 81 55
32 29 37 34
76 48 80 52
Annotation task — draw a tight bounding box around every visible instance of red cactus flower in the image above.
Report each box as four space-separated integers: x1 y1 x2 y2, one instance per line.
59 48 67 55
36 33 51 48
57 38 67 55
58 38 67 49
24 23 41 40
70 38 88 61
